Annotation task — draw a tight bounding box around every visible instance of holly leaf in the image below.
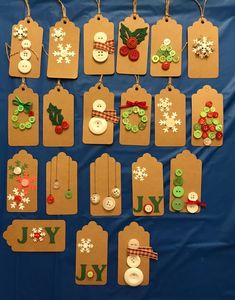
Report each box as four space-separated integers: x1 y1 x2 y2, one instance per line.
9 174 14 179
120 23 132 44
16 160 21 166
132 27 148 44
47 103 64 126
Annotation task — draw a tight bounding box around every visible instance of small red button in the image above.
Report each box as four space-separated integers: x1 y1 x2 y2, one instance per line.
28 111 34 117
206 101 213 108
55 125 63 134
162 61 170 70
128 49 140 61
47 194 55 204
127 37 138 49
216 132 223 140
202 132 208 139
209 125 216 132
202 125 209 132
207 112 213 118
119 45 129 56
62 121 69 130
213 112 219 118
198 118 206 125
14 195 22 204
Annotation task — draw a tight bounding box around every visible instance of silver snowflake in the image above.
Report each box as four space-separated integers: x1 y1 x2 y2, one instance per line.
192 36 214 59
159 112 181 133
157 97 172 112
51 27 66 42
133 166 148 181
53 44 75 64
78 238 94 253
13 24 28 40
7 188 30 210
30 227 46 242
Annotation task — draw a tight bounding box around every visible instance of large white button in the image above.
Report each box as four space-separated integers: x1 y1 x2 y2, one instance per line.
89 117 107 135
13 167 22 175
188 192 198 201
124 268 144 287
111 187 121 198
163 38 171 46
144 204 153 214
127 255 141 268
92 49 108 63
128 239 140 249
102 196 116 211
20 49 31 60
187 204 199 214
18 60 32 74
90 193 100 205
94 32 107 43
93 99 106 112
21 39 31 49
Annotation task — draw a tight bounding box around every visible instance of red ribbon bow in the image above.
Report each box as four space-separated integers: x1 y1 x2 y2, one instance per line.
120 101 148 109
186 200 207 207
92 110 119 124
94 40 115 54
127 246 158 260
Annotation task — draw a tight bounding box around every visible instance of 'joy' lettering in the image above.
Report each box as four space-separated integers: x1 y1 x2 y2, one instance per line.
133 196 163 213
76 264 106 281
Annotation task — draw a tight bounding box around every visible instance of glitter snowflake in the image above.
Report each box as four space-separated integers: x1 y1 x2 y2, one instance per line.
51 27 66 42
30 227 46 242
159 112 181 133
192 36 214 59
13 24 28 40
7 188 30 210
53 44 75 63
157 97 172 112
78 238 94 253
133 166 148 181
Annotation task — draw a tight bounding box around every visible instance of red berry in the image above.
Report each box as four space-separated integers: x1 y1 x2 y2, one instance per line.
47 194 55 204
209 125 216 132
207 112 213 118
216 132 223 140
202 132 208 139
162 61 170 70
55 125 63 134
202 125 209 132
213 112 219 118
206 101 213 108
62 121 69 130
128 49 140 61
198 118 206 125
28 111 34 117
14 195 22 204
119 45 129 56
127 37 138 49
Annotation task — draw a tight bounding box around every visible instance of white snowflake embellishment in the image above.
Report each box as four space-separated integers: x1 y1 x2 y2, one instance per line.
13 24 28 40
157 97 172 112
133 166 148 181
159 112 181 133
78 238 94 253
7 188 30 210
30 227 46 242
51 27 66 42
192 36 214 59
53 44 75 64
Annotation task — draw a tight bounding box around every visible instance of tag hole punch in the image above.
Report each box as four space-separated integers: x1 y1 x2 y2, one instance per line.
27 19 31 24
165 17 169 22
135 86 139 91
168 87 172 92
98 85 101 90
97 16 100 21
57 88 61 92
201 19 205 24
63 20 67 24
133 15 137 20
21 87 25 91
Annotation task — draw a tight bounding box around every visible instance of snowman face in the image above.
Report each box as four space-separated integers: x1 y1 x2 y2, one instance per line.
111 187 121 198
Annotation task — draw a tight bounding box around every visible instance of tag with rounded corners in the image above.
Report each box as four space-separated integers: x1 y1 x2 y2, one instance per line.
75 221 108 285
8 83 39 146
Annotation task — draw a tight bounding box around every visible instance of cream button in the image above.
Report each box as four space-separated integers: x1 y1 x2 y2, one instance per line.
18 60 32 74
187 204 199 214
90 193 100 204
93 99 106 112
94 32 107 43
21 39 31 49
102 196 116 211
111 187 121 198
21 178 29 187
13 167 22 175
89 117 107 135
92 49 108 63
127 255 141 268
124 268 144 287
20 49 31 60
203 138 212 146
128 239 140 249
188 192 198 201
163 38 171 46
144 204 153 214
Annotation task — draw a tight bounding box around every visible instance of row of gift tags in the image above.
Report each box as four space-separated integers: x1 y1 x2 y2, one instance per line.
3 221 157 286
6 150 204 215
8 8 219 79
8 82 224 147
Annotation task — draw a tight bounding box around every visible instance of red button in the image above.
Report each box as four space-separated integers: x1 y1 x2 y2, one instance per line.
202 125 209 132
207 112 213 118
206 101 213 108
28 111 34 117
213 112 219 118
202 132 208 139
127 37 138 49
119 45 129 56
162 61 170 70
128 49 140 61
198 118 206 125
209 125 216 132
47 194 55 204
62 121 69 130
14 195 22 204
216 131 223 140
55 125 63 134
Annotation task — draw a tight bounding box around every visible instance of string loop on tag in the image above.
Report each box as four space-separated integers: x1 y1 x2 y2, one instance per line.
58 0 67 19
5 43 11 61
42 44 48 56
167 77 172 91
182 42 188 53
24 0 31 18
133 0 137 19
56 79 62 92
98 74 103 89
165 0 170 21
95 0 101 16
134 75 140 90
193 0 208 22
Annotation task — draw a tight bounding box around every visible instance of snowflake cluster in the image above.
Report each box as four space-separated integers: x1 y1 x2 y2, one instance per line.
192 36 214 59
7 188 30 210
30 227 46 242
13 24 28 40
51 27 66 42
53 44 75 64
133 166 148 181
78 238 94 253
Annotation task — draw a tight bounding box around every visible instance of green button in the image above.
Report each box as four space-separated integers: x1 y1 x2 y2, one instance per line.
172 56 180 63
167 55 173 62
141 115 148 123
127 108 133 114
194 130 202 139
138 109 145 116
157 50 164 56
194 123 201 130
29 116 36 124
122 111 129 118
152 55 159 63
125 123 132 131
170 50 176 57
200 111 207 118
160 44 166 51
209 132 216 139
159 55 166 63
138 122 146 130
25 122 32 129
19 123 26 130
213 119 219 125
174 177 183 186
172 198 184 212
18 105 24 112
210 107 216 112
14 110 19 115
175 168 183 177
166 45 172 52
122 118 129 125
87 270 94 279
131 125 139 133
133 106 139 114
203 107 210 113
216 124 223 132
11 115 18 122
13 122 19 129
206 118 213 125
173 186 185 198
65 190 73 199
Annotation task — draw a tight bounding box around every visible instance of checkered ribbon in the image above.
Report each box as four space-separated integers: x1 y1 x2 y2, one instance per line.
127 246 158 260
120 101 148 109
186 200 207 207
92 110 119 123
94 40 115 54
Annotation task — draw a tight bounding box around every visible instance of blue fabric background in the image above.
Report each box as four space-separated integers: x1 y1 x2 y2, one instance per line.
0 0 235 299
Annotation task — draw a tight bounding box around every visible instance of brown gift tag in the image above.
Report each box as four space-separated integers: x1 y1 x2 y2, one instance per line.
83 82 117 144
169 150 202 214
150 17 182 77
75 221 108 285
132 153 164 216
43 84 74 147
116 15 149 75
84 15 114 75
46 152 78 215
9 17 43 78
47 18 80 79
188 18 219 78
3 220 65 252
155 85 186 146
191 85 223 147
90 153 121 216
119 84 152 146
8 83 39 146
6 150 37 213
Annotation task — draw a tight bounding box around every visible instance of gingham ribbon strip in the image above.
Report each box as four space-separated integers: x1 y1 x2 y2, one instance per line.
185 200 207 207
127 247 158 260
120 101 148 109
94 40 115 54
92 110 119 123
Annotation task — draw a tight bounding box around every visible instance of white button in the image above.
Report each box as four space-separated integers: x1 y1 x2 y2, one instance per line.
166 118 175 128
90 193 100 204
21 39 31 49
102 197 116 211
124 268 144 287
144 204 153 214
20 49 31 60
188 192 198 201
187 204 199 214
128 239 139 249
163 38 171 46
127 255 141 268
13 167 22 175
21 179 29 187
89 117 107 135
18 60 32 74
203 138 212 146
93 99 106 112
111 187 121 198
92 49 108 63
94 32 107 43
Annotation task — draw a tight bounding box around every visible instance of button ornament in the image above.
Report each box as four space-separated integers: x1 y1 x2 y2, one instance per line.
172 169 184 212
47 102 69 135
93 31 114 63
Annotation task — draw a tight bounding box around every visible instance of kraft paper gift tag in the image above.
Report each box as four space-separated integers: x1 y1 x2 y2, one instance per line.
155 84 186 146
8 82 39 146
150 17 182 77
90 153 121 216
191 85 223 147
3 220 65 252
6 150 37 213
75 221 108 285
46 152 78 215
43 83 74 147
132 153 164 216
